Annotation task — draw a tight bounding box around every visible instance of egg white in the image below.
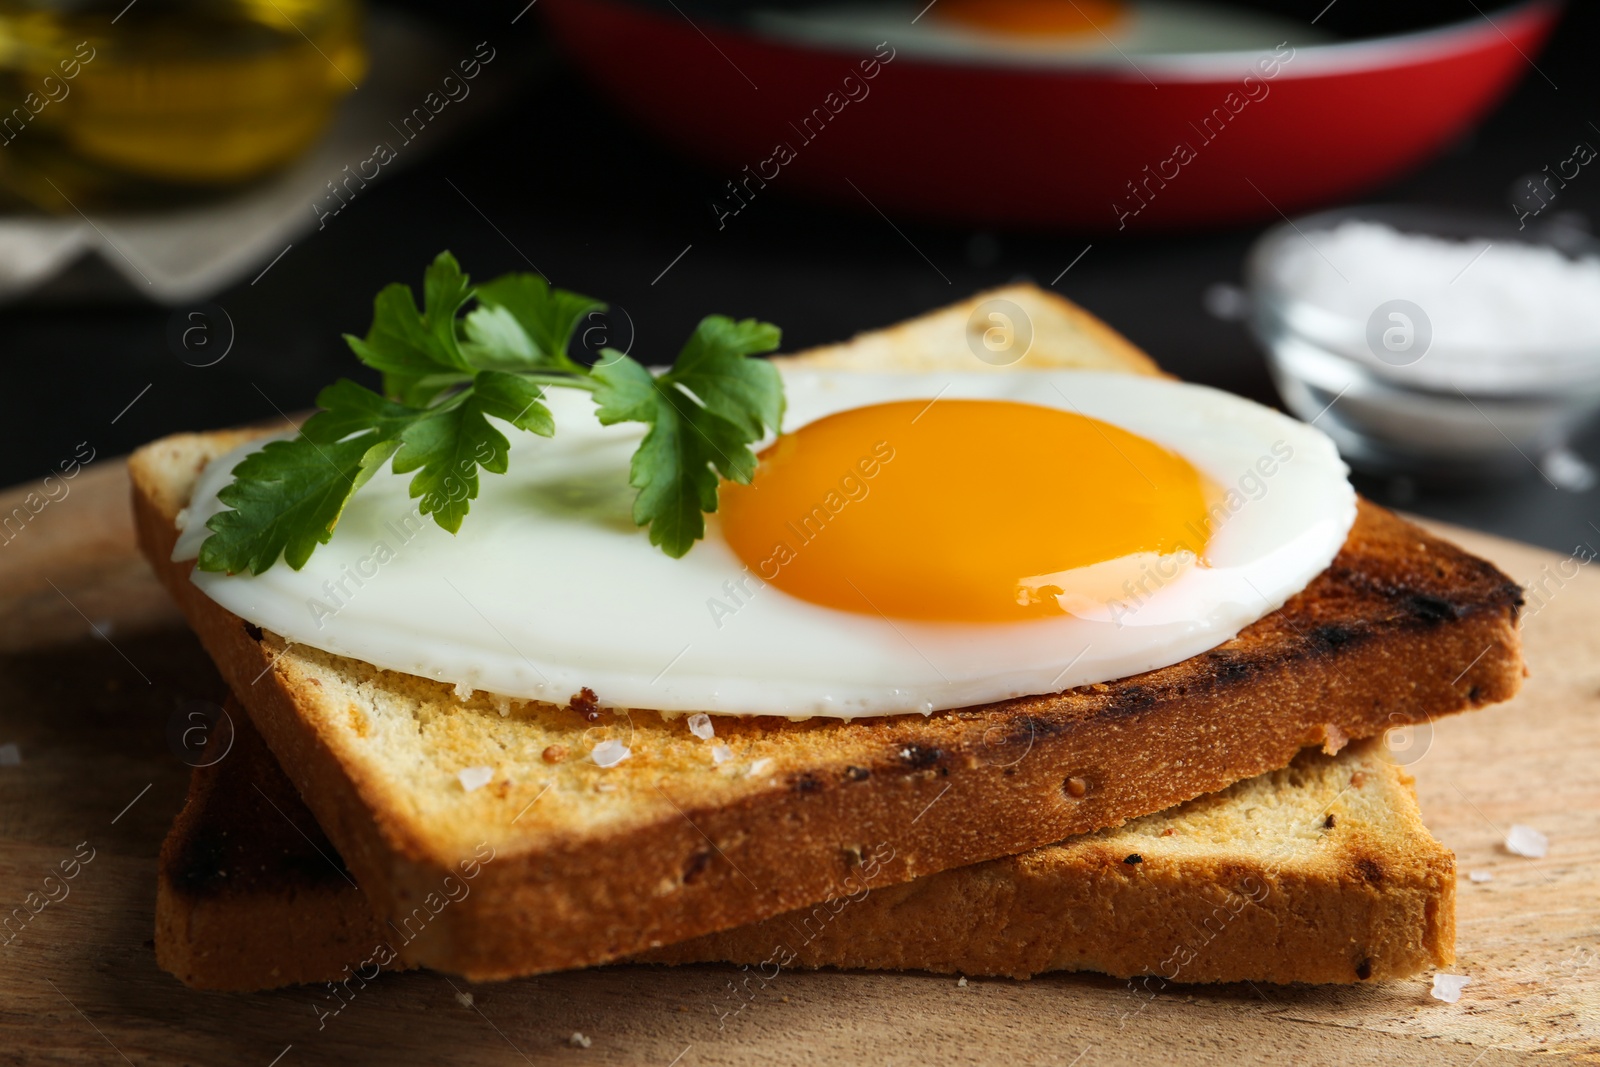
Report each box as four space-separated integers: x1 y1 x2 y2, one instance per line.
174 370 1355 719
749 1 1329 65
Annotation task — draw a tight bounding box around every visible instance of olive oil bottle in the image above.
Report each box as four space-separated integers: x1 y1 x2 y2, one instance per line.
0 0 365 212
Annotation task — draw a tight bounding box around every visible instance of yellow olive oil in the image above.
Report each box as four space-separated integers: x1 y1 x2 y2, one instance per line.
0 0 364 211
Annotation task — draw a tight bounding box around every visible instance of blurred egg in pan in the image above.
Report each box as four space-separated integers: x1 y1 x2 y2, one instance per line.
750 0 1330 62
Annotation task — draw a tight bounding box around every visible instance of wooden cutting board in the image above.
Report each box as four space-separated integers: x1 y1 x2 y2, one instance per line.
1 459 1595 1066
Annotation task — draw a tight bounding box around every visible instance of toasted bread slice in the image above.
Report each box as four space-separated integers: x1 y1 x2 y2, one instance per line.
779 283 1164 376
130 283 1521 980
157 703 1452 990
644 739 1453 986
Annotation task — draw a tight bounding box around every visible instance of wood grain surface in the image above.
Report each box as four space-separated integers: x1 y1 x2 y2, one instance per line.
0 459 1595 1066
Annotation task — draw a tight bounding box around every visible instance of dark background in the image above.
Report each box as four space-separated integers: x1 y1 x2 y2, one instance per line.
3 0 1598 553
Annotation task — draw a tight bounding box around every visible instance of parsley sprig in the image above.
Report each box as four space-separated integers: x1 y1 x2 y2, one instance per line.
197 252 784 574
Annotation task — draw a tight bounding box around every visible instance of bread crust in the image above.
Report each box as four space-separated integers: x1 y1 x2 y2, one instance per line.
157 710 1452 990
130 431 1518 980
779 283 1166 377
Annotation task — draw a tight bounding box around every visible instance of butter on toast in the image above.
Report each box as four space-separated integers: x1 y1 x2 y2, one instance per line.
130 283 1521 980
157 704 1452 990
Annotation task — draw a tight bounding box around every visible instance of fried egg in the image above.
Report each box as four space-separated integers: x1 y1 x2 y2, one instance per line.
750 1 1327 63
173 370 1354 719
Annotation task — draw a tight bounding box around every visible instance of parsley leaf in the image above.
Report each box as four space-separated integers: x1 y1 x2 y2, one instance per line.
197 434 375 574
391 395 509 534
475 273 602 371
196 254 784 574
592 315 783 557
472 370 555 436
343 252 475 405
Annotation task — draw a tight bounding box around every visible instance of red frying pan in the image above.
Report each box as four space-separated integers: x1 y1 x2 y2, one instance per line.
541 0 1560 231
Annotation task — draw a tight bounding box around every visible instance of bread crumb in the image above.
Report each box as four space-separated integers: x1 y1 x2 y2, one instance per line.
1321 722 1348 755
457 766 493 792
688 713 714 740
1468 870 1494 883
0 742 20 767
455 991 474 1008
711 744 732 765
1160 828 1175 837
1431 973 1470 1003
1505 824 1548 858
591 740 630 768
543 745 568 764
957 976 968 988
568 1032 592 1048
1350 770 1368 788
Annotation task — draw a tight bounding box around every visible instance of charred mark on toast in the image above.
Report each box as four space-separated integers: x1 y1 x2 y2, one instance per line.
681 849 713 885
897 744 943 770
1406 593 1460 624
171 807 354 897
1106 684 1159 715
1311 623 1358 650
242 621 263 642
790 773 824 794
170 832 229 894
1354 857 1384 885
1324 814 1336 829
1123 854 1142 865
1355 957 1374 980
1468 685 1483 703
843 766 870 783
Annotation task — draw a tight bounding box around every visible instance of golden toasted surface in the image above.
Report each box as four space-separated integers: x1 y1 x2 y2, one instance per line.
129 284 1520 979
779 283 1165 376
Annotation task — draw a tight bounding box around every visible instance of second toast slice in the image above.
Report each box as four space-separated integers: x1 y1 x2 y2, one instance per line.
157 706 1452 990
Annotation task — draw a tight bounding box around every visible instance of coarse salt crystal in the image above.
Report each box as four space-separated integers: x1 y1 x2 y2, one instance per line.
688 713 714 740
957 976 968 988
591 740 630 768
457 766 493 792
568 1032 592 1048
454 991 474 1007
453 681 474 701
1505 824 1548 858
1468 870 1494 883
1430 973 1470 1003
0 743 19 767
711 744 732 765
748 757 772 777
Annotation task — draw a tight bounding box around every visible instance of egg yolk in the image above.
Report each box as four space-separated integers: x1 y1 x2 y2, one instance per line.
719 399 1212 623
935 0 1126 38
